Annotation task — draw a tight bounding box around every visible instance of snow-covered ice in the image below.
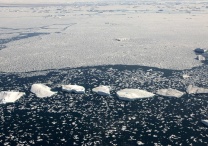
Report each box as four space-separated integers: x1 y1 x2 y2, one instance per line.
62 85 85 94
116 89 155 101
156 88 184 98
0 0 208 72
0 91 25 104
92 85 110 96
30 84 56 98
186 85 208 94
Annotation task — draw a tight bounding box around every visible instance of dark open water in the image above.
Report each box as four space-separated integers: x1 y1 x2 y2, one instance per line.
0 64 208 145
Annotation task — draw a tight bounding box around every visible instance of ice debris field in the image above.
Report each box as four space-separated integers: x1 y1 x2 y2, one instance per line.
1 0 208 145
1 64 208 145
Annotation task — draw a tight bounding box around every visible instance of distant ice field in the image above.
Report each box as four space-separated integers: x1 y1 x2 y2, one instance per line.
0 0 208 72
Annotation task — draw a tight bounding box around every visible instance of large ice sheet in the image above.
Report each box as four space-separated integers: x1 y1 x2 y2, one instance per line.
0 1 208 72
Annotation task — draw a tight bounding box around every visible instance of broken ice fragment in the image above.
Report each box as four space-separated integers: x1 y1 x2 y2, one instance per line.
156 88 184 98
31 84 56 98
116 89 154 101
62 84 85 94
92 85 110 96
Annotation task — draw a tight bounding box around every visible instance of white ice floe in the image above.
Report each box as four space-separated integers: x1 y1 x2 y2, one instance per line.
186 85 208 94
62 85 85 94
92 85 110 96
201 120 208 127
31 84 56 98
116 89 155 101
156 88 184 98
182 74 191 79
197 55 206 61
0 91 25 104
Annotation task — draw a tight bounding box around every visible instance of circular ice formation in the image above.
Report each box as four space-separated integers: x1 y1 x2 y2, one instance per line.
62 85 85 94
30 84 56 98
92 85 110 96
156 88 184 98
116 89 155 101
0 91 25 104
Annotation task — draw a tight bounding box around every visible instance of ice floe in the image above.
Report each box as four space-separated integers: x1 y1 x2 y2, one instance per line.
156 88 184 98
62 85 85 94
92 85 110 96
30 84 56 98
0 91 25 104
116 89 155 101
186 85 208 94
201 120 208 127
197 55 206 61
182 74 191 79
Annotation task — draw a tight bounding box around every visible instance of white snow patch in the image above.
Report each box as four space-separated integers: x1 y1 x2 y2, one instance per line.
92 85 110 96
186 85 208 94
62 85 85 94
31 84 56 98
116 89 155 101
0 91 25 104
156 88 184 98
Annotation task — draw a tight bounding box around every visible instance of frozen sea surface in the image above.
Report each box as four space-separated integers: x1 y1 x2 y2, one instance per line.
0 0 208 72
0 64 208 145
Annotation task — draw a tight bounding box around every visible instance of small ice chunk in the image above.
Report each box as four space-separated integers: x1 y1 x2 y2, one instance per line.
116 89 155 101
31 84 56 98
156 88 184 98
137 141 145 145
186 85 208 94
194 48 206 53
115 38 130 41
182 74 191 79
0 91 25 104
197 55 205 61
62 85 85 94
201 120 208 126
92 85 110 96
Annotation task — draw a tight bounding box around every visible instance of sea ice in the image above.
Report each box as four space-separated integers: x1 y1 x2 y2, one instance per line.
182 74 191 79
201 120 208 127
0 91 25 104
30 84 56 98
62 85 85 94
116 89 155 101
186 85 208 94
197 55 205 61
92 85 110 96
156 88 184 98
